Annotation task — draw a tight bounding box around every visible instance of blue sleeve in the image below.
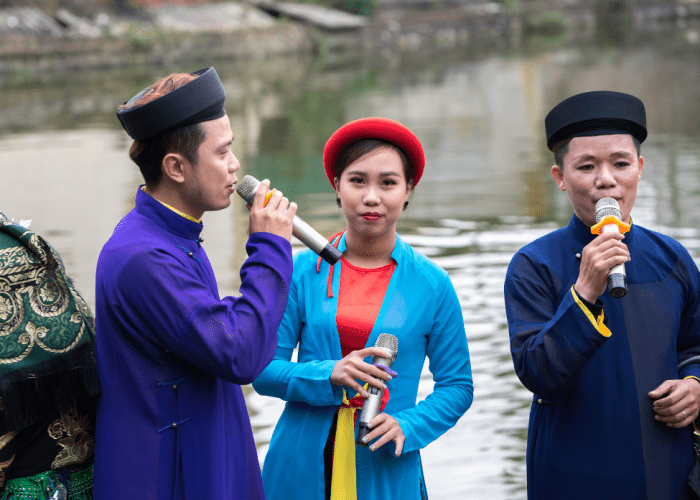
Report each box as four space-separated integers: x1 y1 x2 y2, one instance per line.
504 251 610 398
116 233 292 384
253 267 344 406
392 275 473 454
676 251 700 380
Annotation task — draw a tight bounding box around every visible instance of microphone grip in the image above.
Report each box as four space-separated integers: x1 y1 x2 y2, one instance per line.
608 263 627 298
356 385 384 447
356 424 371 445
291 216 342 265
601 223 627 299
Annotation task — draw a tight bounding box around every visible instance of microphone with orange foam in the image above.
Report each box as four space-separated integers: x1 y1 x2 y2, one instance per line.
236 175 342 265
593 197 629 298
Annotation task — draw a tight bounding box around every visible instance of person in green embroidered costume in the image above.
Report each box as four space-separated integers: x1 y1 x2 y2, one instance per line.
0 213 99 500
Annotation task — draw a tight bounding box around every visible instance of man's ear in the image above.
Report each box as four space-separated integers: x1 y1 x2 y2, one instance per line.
551 164 566 191
162 153 189 184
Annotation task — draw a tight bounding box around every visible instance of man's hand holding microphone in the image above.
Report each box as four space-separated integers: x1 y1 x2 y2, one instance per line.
245 178 297 241
575 197 631 303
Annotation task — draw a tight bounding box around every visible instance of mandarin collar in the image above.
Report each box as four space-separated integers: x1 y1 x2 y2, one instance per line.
135 187 204 240
335 231 406 262
567 213 635 247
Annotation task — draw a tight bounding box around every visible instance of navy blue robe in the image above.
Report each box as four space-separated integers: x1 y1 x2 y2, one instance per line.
93 188 292 500
505 215 700 500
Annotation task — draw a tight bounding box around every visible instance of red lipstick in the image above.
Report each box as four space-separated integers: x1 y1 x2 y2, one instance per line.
363 213 382 221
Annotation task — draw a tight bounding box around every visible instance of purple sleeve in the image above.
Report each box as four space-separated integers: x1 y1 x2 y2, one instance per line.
116 233 292 384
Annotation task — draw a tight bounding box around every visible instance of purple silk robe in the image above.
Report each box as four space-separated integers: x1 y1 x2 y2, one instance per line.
93 188 292 499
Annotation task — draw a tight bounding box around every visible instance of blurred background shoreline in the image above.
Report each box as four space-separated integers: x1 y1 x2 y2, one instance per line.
1 0 700 79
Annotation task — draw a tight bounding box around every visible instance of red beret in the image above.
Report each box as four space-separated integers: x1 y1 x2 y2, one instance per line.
323 117 425 187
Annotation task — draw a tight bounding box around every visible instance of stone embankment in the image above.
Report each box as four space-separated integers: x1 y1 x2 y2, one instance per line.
1 0 700 76
0 3 314 74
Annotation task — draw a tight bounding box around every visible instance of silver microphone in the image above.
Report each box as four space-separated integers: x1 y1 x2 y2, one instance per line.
235 175 342 265
595 197 627 298
356 333 399 446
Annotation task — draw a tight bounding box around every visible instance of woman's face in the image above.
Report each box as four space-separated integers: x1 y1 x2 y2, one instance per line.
335 147 413 240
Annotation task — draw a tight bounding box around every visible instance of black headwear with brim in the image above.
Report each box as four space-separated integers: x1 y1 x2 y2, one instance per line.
117 67 226 141
545 90 647 151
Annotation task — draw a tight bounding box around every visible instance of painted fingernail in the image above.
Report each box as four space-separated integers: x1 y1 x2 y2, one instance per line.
362 437 368 443
364 392 369 398
387 375 392 381
367 422 373 428
370 445 375 451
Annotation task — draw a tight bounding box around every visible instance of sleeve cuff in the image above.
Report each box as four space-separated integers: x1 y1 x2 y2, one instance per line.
573 287 604 318
571 286 611 338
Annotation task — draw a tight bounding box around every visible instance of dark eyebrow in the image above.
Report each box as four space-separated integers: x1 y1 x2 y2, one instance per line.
571 154 597 164
610 151 635 159
216 138 233 150
570 151 636 164
345 170 402 177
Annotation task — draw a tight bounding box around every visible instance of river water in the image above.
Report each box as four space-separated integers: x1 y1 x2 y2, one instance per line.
2 19 700 499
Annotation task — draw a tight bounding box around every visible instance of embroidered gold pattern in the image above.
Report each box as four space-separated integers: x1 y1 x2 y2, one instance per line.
0 246 38 277
0 241 88 364
0 431 16 488
0 295 11 320
0 320 87 364
48 408 94 469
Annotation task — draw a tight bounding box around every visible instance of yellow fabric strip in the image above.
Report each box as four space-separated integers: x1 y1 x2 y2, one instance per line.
570 286 612 338
684 376 700 384
140 186 202 224
331 389 358 500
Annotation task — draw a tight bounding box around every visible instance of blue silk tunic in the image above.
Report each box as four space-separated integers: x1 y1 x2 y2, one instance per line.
505 215 700 500
93 188 293 500
253 232 473 499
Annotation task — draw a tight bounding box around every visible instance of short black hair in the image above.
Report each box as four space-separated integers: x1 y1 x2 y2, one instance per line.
127 123 205 189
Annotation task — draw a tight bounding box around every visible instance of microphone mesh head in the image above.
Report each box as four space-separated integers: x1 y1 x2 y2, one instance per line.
375 333 398 353
595 197 621 223
235 175 261 203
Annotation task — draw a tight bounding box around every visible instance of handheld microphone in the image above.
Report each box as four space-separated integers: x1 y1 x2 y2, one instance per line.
235 175 342 265
356 333 398 446
595 197 627 298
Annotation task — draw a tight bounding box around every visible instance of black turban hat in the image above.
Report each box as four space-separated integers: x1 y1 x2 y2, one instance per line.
117 67 226 141
545 90 647 151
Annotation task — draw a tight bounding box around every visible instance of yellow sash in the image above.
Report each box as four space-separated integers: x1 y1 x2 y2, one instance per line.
330 389 363 500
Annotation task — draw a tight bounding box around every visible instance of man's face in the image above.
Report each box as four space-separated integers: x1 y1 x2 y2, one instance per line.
551 134 644 226
184 115 240 217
